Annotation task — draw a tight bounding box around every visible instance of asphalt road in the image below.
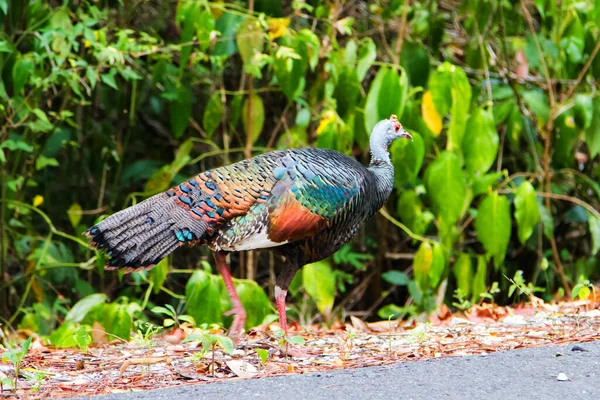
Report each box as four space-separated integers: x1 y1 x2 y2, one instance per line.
77 341 600 400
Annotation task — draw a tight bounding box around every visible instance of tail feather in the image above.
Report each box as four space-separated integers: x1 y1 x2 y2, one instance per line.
86 192 209 270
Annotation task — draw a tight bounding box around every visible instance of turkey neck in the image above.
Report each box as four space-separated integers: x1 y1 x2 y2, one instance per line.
367 135 395 212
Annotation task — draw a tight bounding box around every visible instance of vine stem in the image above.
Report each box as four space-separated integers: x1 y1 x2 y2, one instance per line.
379 207 437 245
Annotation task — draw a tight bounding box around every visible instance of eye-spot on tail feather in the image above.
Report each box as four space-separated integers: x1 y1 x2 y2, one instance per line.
86 193 209 271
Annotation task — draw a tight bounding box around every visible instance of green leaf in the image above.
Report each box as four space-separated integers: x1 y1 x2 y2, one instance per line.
364 67 409 133
413 242 445 291
170 85 192 138
428 242 446 289
587 97 600 158
522 90 550 124
381 270 410 286
446 65 471 152
273 36 307 100
12 55 34 94
65 293 108 323
302 260 336 316
73 326 92 352
35 155 59 170
0 139 33 152
0 0 7 15
149 258 169 294
216 336 234 354
396 190 434 237
202 92 223 138
0 39 13 53
234 279 272 329
186 270 224 326
390 131 424 188
462 106 499 175
356 37 376 82
588 213 600 255
178 2 200 73
539 204 554 240
103 303 133 340
453 253 473 298
514 181 540 244
475 192 511 269
285 335 305 345
256 348 268 365
471 256 487 302
100 69 118 90
67 202 82 228
242 94 265 144
236 18 264 65
424 152 467 225
333 66 360 118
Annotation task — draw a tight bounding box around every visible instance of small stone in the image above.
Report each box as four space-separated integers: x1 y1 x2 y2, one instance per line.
557 373 569 382
571 345 588 352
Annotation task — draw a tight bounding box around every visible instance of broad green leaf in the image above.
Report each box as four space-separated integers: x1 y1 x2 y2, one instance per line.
302 260 336 316
421 90 443 135
588 213 600 255
170 85 192 138
424 152 467 225
413 242 445 290
553 112 579 168
273 36 307 100
514 181 540 244
356 37 376 82
413 242 432 291
48 322 79 348
453 253 473 297
573 94 593 129
186 270 224 326
333 66 360 118
216 336 234 354
472 172 503 196
35 155 59 170
364 66 408 133
103 303 133 340
67 202 82 228
446 65 471 152
381 270 410 286
12 55 34 94
428 242 446 289
471 256 487 302
475 192 511 269
462 106 499 175
391 131 424 188
296 29 320 71
202 92 223 138
522 90 550 125
149 258 169 294
65 293 108 323
237 18 264 65
101 69 118 90
539 204 554 239
377 304 405 320
242 94 265 144
234 279 272 329
587 97 600 158
214 12 243 56
396 190 434 237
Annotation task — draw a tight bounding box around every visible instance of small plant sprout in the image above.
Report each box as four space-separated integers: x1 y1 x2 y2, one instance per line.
506 271 544 301
183 332 234 376
1 336 32 391
274 329 305 356
479 281 500 303
452 288 472 311
73 326 92 354
572 276 596 310
151 304 196 328
256 348 269 368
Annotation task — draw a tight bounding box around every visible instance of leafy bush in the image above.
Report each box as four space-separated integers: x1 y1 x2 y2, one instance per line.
0 0 599 342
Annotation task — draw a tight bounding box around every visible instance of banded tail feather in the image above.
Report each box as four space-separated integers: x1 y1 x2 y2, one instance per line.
85 191 210 271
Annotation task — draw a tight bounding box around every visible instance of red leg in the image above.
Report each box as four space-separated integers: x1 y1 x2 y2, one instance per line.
213 251 246 342
275 285 288 335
